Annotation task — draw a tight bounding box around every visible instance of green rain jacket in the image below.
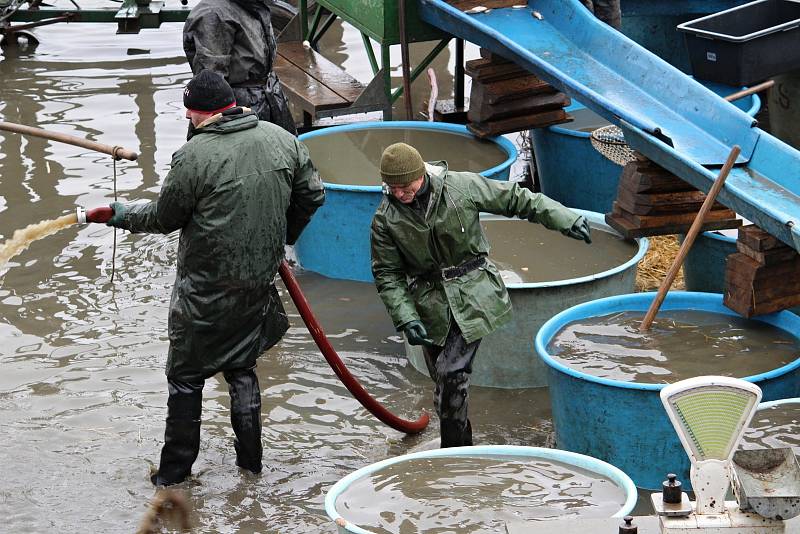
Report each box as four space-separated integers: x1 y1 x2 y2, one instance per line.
370 162 580 346
119 110 324 381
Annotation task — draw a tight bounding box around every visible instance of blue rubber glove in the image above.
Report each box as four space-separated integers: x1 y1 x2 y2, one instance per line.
563 216 592 244
402 320 435 347
107 202 127 228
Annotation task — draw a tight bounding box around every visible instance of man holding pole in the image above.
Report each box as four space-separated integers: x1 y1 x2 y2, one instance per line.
93 70 324 485
370 143 591 447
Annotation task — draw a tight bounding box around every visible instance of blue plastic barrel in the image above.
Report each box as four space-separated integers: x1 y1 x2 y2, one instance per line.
405 209 648 389
294 122 517 282
535 292 800 489
324 445 638 534
531 83 759 213
683 230 737 292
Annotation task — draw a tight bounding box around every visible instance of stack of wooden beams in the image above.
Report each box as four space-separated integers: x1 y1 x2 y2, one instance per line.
724 225 800 317
466 49 571 138
605 157 741 238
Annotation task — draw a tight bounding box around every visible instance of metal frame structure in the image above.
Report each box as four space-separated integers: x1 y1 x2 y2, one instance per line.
295 0 465 119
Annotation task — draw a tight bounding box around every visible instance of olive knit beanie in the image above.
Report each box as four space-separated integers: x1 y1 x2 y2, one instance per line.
380 143 425 186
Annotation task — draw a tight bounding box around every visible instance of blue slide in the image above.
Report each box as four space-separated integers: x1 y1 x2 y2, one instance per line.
418 0 800 251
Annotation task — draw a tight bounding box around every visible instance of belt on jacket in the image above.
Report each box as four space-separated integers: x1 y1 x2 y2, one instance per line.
417 256 486 282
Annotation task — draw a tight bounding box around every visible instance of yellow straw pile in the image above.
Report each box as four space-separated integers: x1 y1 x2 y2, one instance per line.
636 235 686 292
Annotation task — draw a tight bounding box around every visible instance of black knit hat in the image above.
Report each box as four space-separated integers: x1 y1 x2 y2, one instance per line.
183 70 236 113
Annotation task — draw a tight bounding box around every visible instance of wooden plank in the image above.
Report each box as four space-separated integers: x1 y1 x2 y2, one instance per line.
618 163 694 193
726 252 800 281
605 208 741 238
467 92 570 123
613 203 739 229
467 109 570 137
736 241 799 265
273 55 349 112
448 0 521 13
466 58 529 83
725 278 800 307
616 194 726 216
738 224 784 252
471 76 558 105
278 42 364 104
725 283 800 316
479 48 513 63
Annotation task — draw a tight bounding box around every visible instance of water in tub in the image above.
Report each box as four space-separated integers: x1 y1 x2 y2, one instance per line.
548 311 800 383
334 454 628 533
741 402 800 455
481 219 638 284
301 128 509 186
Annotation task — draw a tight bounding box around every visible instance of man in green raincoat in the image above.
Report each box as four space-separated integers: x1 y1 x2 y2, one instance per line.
101 70 324 485
370 143 590 447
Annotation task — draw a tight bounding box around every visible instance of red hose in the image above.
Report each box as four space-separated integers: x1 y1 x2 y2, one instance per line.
278 260 430 434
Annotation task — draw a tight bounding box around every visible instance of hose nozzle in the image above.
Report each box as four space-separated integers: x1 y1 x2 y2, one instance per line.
77 206 114 224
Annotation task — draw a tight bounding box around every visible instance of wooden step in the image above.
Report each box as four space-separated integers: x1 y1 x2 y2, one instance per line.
275 41 365 115
723 224 800 317
467 109 571 137
467 92 570 123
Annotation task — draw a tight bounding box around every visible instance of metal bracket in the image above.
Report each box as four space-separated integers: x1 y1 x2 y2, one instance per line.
316 68 389 119
115 0 163 34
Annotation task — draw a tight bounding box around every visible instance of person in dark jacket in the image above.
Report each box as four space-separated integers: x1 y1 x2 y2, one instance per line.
183 0 297 135
581 0 621 29
370 143 591 448
101 70 324 485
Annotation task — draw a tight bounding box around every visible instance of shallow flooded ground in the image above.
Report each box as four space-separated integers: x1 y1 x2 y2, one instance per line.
0 11 553 532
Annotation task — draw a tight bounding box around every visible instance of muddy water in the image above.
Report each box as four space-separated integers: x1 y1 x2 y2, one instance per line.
741 402 800 454
302 128 509 186
481 219 637 284
0 14 555 534
548 310 800 383
0 213 77 267
335 455 627 533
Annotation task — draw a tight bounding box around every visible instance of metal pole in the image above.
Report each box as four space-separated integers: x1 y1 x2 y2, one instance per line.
398 0 414 120
455 38 464 110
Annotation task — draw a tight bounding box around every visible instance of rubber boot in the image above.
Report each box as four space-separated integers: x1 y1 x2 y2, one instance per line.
151 379 204 486
224 367 263 474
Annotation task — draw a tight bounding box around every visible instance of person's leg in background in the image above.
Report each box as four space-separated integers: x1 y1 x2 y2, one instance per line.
224 366 263 474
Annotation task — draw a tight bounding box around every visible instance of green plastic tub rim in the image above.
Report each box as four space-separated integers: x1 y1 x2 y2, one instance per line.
535 291 800 392
324 444 638 534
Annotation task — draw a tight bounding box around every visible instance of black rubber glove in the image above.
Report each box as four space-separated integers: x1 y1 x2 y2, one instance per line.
402 320 435 347
563 216 592 244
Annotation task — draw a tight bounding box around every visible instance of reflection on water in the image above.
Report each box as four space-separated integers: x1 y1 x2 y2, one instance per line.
0 12 549 533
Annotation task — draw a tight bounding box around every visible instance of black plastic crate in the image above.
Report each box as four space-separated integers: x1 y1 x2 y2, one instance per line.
677 0 800 86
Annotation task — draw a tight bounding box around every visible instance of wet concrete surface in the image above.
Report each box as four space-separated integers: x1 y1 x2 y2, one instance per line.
0 14 552 533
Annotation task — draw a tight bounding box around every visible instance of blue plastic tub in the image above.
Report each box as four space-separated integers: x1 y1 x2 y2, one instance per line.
405 209 649 389
294 121 517 282
531 82 760 213
324 445 638 533
535 292 800 489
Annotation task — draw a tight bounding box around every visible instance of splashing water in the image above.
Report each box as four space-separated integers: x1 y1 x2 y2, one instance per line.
0 213 78 268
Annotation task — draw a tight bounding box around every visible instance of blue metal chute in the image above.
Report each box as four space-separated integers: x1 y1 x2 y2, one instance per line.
418 0 800 251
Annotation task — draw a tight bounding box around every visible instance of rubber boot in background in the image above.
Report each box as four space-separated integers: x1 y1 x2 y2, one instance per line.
151 379 204 486
224 367 263 474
